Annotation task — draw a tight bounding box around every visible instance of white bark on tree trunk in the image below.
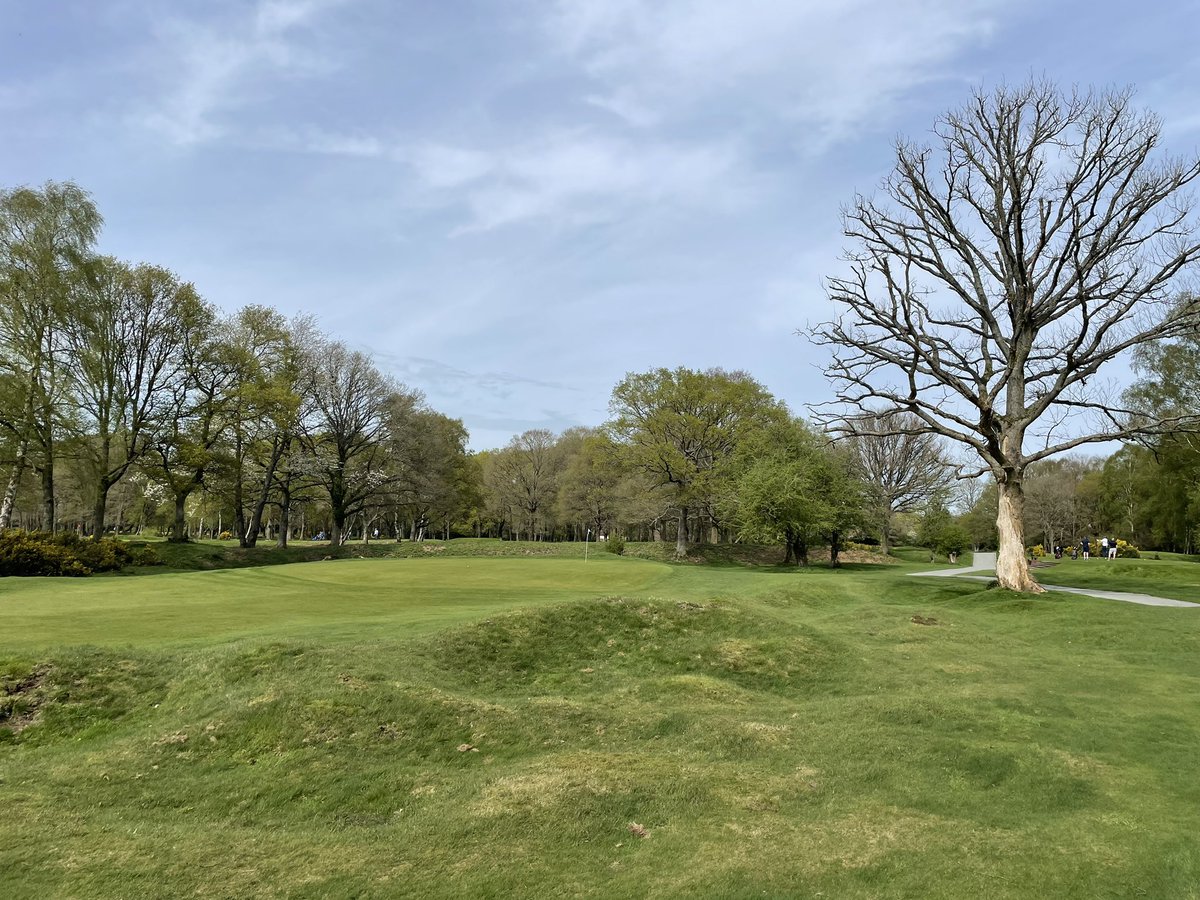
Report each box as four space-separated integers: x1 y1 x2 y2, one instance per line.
995 480 1044 593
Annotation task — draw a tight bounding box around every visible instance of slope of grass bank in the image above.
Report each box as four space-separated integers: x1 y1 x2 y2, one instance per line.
3 556 1199 898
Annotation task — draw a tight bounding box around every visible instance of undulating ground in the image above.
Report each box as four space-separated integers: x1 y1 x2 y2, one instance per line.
2 543 1199 898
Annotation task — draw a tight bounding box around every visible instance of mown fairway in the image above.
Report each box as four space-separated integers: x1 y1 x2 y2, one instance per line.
3 551 1200 898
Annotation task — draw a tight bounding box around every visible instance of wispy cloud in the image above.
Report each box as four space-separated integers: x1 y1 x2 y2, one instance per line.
444 131 744 232
541 0 1005 142
134 0 349 145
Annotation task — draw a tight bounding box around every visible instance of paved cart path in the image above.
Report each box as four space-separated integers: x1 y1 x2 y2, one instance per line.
909 552 1199 608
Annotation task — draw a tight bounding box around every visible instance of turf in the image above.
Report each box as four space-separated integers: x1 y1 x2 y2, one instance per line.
2 550 1199 898
1032 553 1200 604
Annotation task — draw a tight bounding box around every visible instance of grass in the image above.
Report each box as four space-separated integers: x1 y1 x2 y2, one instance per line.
2 545 1200 898
1029 553 1200 604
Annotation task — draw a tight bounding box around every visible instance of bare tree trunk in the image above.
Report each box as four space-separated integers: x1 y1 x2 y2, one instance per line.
675 505 689 557
0 440 28 530
171 490 189 542
245 440 286 548
277 486 291 549
996 480 1043 593
40 458 55 533
92 485 108 540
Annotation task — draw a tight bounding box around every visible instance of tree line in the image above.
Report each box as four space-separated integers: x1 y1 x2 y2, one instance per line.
5 79 1200 589
0 182 473 546
0 201 947 563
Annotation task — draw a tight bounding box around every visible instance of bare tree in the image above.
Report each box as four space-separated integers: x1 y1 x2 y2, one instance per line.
845 411 951 553
491 429 563 541
812 81 1200 592
299 340 419 546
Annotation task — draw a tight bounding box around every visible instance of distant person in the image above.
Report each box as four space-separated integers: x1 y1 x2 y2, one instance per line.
1081 537 1090 559
1100 536 1109 558
1109 539 1119 560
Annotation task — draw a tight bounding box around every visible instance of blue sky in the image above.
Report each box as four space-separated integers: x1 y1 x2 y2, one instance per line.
3 0 1199 449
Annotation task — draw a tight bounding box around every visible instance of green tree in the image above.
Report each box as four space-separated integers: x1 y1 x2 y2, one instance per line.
66 259 203 539
608 367 786 556
0 181 102 530
555 428 625 540
719 418 868 567
143 309 235 541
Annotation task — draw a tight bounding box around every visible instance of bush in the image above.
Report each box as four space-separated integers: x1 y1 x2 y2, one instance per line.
125 542 162 567
1027 544 1046 559
49 532 133 573
1116 539 1140 559
0 531 140 577
605 534 626 556
0 532 91 577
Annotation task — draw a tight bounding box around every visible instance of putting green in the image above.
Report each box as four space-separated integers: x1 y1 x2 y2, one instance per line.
0 556 677 650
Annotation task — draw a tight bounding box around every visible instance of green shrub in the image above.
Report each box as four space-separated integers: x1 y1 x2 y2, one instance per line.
1116 539 1140 559
605 534 626 555
0 532 91 577
48 532 133 572
0 531 140 577
126 542 162 566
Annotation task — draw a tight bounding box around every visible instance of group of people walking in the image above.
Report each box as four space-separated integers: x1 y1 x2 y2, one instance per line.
1056 540 1118 561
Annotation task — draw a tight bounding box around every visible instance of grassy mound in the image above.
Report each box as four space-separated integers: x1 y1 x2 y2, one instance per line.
424 596 844 695
3 556 1200 897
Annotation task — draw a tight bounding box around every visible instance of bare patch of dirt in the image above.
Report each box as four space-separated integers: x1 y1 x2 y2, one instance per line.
910 615 940 626
0 664 52 733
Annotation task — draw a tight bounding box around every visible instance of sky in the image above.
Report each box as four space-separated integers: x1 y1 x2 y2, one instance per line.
2 0 1199 450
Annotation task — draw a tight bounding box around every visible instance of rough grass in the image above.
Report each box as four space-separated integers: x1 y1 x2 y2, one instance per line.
2 553 1199 898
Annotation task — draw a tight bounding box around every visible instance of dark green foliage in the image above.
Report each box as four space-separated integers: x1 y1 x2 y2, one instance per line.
0 531 148 576
605 534 625 555
0 532 90 576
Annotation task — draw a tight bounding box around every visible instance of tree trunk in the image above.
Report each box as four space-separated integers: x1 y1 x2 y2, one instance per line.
0 440 28 530
675 505 689 557
40 457 55 533
829 529 841 568
92 484 108 540
996 479 1044 593
245 442 286 549
791 533 809 566
276 486 291 549
879 509 891 555
170 489 191 542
